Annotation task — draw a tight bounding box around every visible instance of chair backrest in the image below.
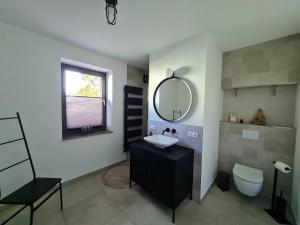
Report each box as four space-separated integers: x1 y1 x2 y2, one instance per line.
0 112 36 179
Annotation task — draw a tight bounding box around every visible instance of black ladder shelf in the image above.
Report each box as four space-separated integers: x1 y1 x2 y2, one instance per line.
0 112 63 225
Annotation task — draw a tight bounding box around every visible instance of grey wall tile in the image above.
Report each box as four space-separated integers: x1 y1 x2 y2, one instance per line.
264 127 296 156
218 122 296 198
222 33 300 88
242 50 270 74
220 32 299 198
242 147 259 160
228 153 242 170
289 66 300 83
221 78 233 89
229 123 244 135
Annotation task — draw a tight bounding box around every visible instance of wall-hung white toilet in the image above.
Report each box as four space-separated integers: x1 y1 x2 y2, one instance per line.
233 163 263 197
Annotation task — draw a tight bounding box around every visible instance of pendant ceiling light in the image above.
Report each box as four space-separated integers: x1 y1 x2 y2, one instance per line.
105 0 118 25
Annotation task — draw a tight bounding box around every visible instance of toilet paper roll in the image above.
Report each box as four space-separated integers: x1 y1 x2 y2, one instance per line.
274 161 291 174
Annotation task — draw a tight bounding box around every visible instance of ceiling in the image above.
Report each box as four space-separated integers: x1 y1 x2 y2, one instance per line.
0 0 299 70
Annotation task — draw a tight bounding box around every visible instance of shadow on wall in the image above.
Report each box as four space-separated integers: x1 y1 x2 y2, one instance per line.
174 67 191 77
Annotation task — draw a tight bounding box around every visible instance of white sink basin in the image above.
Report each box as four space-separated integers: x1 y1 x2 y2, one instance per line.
144 134 179 148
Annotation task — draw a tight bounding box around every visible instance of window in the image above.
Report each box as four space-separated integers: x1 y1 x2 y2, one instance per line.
61 63 107 138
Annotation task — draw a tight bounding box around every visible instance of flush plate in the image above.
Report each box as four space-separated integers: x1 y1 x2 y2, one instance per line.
242 130 259 140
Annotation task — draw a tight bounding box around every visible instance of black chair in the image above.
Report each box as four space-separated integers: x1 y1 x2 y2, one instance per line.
0 112 63 225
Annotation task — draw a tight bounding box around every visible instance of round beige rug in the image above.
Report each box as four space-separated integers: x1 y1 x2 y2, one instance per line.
102 165 130 189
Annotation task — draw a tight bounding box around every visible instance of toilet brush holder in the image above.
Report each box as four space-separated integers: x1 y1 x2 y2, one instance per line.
217 171 230 192
264 161 292 224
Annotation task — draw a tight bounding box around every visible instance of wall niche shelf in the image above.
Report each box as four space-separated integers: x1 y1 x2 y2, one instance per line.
222 82 297 91
222 84 297 128
226 83 297 97
220 121 295 130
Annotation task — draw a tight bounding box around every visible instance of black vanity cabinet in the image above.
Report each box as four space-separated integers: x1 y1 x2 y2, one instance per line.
130 141 194 223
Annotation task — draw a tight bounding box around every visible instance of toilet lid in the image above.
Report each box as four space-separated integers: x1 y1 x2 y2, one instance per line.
233 164 263 184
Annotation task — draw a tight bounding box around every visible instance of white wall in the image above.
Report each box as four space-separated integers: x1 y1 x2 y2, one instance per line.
148 34 223 200
149 35 207 126
292 85 300 225
0 22 127 196
201 36 223 199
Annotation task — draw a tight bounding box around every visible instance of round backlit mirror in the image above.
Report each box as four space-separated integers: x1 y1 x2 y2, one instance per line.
153 75 192 122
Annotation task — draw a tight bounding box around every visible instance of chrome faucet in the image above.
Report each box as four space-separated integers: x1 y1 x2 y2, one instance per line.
162 128 170 135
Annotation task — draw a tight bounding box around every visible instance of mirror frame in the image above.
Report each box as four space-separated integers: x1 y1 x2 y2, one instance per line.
153 75 192 122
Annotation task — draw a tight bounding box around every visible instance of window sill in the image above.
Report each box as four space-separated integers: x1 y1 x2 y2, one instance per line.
62 130 113 141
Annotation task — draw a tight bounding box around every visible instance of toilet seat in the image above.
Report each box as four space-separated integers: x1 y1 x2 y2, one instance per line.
233 164 263 184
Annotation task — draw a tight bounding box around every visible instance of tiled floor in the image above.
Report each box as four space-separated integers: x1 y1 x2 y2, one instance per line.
0 166 292 225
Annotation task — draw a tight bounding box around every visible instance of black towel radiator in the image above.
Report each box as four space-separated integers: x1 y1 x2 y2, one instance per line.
124 86 143 151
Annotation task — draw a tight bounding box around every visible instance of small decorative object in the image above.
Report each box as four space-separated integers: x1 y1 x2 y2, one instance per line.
81 126 87 135
105 0 118 25
229 113 237 123
81 125 94 135
240 119 244 124
166 68 174 77
251 109 266 126
143 74 148 83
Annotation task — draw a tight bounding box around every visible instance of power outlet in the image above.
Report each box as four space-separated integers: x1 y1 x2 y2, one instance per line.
150 124 157 130
188 131 199 138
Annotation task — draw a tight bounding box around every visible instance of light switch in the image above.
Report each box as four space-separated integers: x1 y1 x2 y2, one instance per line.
242 130 259 140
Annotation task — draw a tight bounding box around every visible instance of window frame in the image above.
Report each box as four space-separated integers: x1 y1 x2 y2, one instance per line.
61 63 107 138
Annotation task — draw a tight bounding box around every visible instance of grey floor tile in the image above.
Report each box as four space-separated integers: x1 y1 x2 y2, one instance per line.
62 174 105 209
33 193 65 225
102 184 145 211
104 212 134 225
0 206 30 225
124 193 174 225
63 192 121 225
1 167 292 225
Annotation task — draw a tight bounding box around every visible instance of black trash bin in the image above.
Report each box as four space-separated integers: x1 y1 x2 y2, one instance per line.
217 171 230 191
